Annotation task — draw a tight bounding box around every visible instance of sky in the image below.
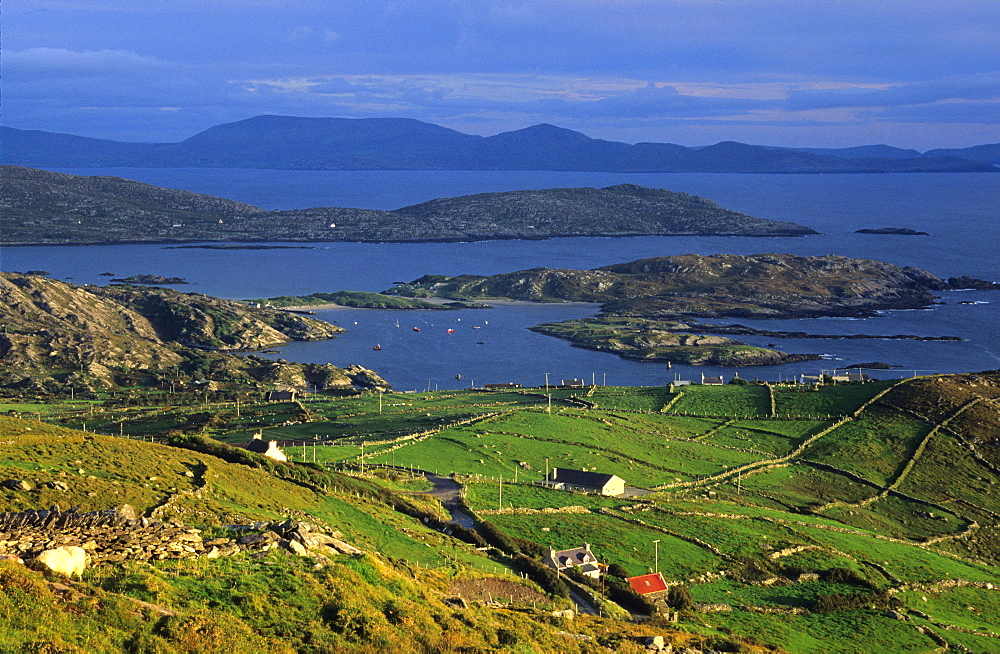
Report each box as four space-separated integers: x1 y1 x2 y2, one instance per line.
2 0 998 149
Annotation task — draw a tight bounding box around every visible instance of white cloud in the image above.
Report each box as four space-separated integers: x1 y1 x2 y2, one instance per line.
3 48 170 78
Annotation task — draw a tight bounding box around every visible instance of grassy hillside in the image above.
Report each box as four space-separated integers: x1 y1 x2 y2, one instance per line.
0 416 720 653
1 373 997 652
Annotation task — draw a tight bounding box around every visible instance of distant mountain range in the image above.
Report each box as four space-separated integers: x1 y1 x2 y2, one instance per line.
2 115 997 173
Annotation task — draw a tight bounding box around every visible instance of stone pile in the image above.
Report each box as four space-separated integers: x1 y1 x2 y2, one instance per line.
0 507 363 567
223 519 363 559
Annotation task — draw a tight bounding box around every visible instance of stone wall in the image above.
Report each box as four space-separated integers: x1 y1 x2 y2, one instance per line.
0 505 361 565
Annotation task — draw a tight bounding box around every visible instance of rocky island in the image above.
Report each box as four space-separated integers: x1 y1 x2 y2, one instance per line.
109 274 189 285
386 253 997 365
247 290 491 310
855 227 929 235
1 166 816 245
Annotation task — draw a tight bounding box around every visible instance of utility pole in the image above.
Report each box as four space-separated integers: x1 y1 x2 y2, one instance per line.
653 539 660 574
544 372 550 391
498 475 502 511
547 394 552 414
360 442 364 473
545 457 550 486
379 393 382 414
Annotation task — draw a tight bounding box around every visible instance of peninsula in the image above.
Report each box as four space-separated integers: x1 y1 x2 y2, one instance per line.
0 166 816 245
0 273 387 393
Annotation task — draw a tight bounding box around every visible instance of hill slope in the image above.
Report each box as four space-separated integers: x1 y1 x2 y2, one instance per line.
0 273 350 391
3 117 996 172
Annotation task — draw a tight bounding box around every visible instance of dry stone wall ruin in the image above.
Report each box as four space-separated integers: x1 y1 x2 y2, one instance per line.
0 505 362 569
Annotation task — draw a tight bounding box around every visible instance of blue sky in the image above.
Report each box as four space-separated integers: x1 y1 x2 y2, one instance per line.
3 0 997 148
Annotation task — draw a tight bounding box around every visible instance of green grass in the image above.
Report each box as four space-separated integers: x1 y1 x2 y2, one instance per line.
464 481 627 512
702 420 825 456
667 384 772 417
2 377 998 653
773 381 896 418
586 385 674 412
804 405 933 486
489 512 723 578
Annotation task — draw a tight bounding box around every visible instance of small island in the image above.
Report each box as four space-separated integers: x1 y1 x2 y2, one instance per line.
110 274 189 285
247 290 491 310
856 227 929 235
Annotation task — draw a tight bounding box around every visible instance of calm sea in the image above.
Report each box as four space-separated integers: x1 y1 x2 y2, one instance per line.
2 169 997 391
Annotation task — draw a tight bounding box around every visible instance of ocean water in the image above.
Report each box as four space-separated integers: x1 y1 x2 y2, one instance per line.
2 169 997 390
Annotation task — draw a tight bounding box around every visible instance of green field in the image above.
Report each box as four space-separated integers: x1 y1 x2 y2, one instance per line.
2 376 998 653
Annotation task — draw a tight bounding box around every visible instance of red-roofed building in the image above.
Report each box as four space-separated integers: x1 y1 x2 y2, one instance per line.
627 572 668 596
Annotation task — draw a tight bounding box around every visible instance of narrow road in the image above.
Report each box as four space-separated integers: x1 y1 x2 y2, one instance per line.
422 474 476 529
420 472 599 615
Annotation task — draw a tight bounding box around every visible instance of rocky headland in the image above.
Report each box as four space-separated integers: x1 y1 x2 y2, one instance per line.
0 273 389 392
386 253 997 365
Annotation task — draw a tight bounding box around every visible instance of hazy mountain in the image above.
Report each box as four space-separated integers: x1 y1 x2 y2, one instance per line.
923 144 1000 165
2 116 997 173
780 145 923 159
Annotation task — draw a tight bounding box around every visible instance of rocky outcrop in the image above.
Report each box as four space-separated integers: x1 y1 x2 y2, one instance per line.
0 273 353 390
93 284 343 350
0 506 363 566
0 272 183 389
391 253 975 319
343 365 392 392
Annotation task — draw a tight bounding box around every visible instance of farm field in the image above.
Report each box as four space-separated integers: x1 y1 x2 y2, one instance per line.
2 373 998 653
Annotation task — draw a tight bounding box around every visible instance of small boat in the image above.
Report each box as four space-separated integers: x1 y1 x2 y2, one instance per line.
412 327 421 332
447 328 455 333
455 374 462 380
476 341 485 345
472 326 481 329
373 344 381 351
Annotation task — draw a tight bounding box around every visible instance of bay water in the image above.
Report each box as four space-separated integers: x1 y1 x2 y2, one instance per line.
2 169 997 391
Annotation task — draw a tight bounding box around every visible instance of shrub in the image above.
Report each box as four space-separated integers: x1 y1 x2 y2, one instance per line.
812 590 899 614
476 521 518 554
822 567 876 589
667 585 694 611
496 628 519 646
606 563 629 579
511 555 569 598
